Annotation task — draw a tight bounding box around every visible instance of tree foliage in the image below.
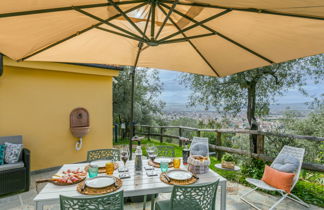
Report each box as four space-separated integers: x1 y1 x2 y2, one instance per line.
113 66 165 125
181 54 324 119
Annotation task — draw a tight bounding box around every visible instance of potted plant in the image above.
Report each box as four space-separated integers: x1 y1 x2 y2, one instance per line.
221 153 235 169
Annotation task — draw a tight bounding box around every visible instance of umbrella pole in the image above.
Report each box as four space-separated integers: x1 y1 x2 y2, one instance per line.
129 43 143 160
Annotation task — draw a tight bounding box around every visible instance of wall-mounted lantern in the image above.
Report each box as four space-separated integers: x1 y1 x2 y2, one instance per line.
70 107 90 151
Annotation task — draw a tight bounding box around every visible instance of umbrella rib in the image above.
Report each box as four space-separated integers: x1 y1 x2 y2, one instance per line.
0 0 145 18
162 0 324 21
155 0 179 40
158 9 232 43
19 3 147 61
158 4 220 77
159 32 216 44
161 3 274 64
74 7 144 41
108 0 150 41
96 26 145 42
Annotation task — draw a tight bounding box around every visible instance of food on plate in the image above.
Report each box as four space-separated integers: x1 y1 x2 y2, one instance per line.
52 168 86 184
192 155 208 162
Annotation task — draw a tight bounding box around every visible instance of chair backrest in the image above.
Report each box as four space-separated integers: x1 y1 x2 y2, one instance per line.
87 149 120 162
60 191 123 210
0 135 22 145
156 145 175 157
171 180 219 210
270 145 305 190
190 137 209 157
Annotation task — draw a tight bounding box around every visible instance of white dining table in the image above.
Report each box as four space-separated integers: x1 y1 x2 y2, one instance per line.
34 159 227 210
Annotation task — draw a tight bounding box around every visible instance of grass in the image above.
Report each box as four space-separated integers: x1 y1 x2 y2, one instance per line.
114 138 324 207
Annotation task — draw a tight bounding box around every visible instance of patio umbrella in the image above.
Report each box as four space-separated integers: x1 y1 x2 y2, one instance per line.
0 0 324 157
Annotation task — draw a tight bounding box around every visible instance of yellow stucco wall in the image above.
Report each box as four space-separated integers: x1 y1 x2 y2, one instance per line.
0 59 119 170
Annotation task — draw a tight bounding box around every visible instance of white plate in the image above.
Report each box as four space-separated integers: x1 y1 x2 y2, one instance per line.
85 176 115 188
167 170 193 181
90 160 109 168
154 158 172 164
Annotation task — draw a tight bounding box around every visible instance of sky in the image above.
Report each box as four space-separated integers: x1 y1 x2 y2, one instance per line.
157 69 324 106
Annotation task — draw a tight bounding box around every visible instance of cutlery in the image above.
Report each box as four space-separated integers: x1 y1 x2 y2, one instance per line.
80 182 86 192
192 174 199 180
163 173 171 182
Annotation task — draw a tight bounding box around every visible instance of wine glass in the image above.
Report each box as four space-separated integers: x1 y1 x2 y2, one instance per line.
148 146 157 175
120 146 129 172
148 146 157 163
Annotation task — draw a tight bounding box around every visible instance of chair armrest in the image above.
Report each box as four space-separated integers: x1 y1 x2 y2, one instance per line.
22 148 31 191
22 148 30 170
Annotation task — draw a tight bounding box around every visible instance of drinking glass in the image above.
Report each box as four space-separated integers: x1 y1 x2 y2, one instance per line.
147 147 157 175
120 146 129 172
105 161 114 175
88 165 98 178
173 158 181 168
146 143 154 157
160 161 169 173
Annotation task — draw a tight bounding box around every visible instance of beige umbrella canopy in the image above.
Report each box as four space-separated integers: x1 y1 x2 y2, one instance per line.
1 0 324 156
0 0 324 77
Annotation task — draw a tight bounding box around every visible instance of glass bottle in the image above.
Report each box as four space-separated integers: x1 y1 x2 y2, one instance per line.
134 146 143 175
182 143 190 165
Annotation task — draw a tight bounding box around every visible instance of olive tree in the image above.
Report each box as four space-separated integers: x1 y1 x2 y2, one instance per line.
181 54 324 152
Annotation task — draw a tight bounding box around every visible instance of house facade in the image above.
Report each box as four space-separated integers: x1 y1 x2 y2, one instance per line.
0 57 119 170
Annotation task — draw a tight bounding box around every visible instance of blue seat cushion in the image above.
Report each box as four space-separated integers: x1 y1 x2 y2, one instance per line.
272 154 299 173
0 144 5 165
0 161 24 172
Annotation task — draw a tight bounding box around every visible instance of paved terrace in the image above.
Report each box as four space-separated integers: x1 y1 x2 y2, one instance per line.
0 169 321 210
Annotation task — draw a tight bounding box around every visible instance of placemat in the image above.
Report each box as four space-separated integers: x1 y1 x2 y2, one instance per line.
160 173 198 185
84 162 119 174
148 160 173 168
77 177 122 195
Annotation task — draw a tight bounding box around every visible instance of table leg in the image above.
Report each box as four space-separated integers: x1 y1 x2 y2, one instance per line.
220 180 227 210
35 201 44 210
143 195 147 210
151 194 155 210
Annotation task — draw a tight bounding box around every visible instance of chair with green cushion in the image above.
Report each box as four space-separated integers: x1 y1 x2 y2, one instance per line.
156 146 175 157
60 191 124 210
155 180 219 210
87 149 120 162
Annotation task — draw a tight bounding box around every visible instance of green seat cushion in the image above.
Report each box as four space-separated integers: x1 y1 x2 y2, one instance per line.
155 200 171 210
0 144 6 165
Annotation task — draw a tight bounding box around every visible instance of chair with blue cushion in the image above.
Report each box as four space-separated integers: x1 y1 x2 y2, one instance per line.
60 191 124 210
0 135 30 195
155 180 219 210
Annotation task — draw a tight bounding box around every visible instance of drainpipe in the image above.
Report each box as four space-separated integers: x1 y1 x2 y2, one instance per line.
0 54 3 77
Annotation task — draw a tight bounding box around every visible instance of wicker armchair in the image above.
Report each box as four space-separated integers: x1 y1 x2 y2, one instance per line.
0 135 30 195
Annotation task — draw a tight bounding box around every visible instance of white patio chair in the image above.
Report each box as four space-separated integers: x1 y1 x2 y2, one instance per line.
240 145 310 210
